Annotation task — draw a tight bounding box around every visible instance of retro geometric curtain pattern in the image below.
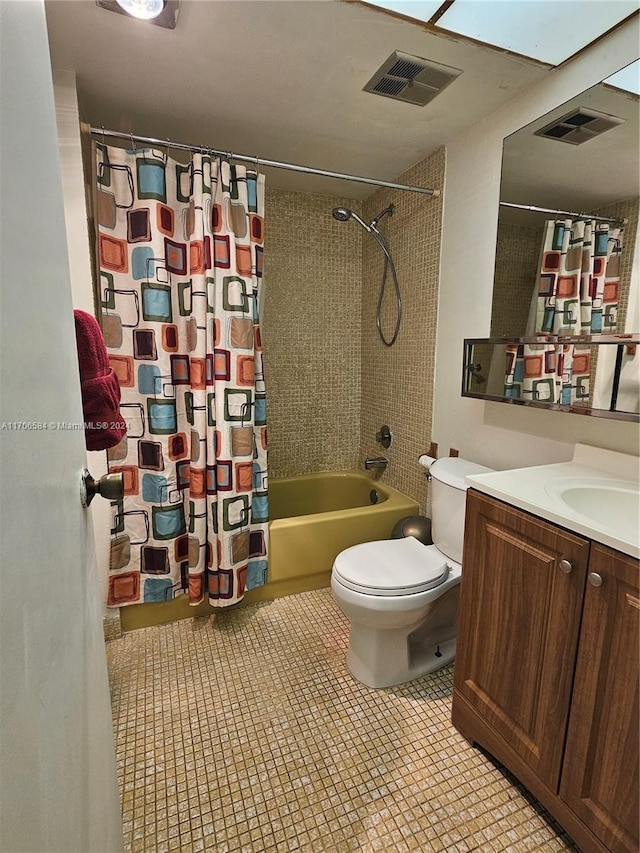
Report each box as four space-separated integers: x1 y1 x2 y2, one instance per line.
505 217 624 406
96 144 268 608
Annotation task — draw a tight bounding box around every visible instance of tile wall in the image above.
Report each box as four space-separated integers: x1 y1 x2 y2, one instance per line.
359 148 445 512
490 222 542 337
262 188 363 477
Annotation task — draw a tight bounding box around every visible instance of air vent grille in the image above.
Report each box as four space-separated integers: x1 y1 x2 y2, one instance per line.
373 77 407 97
387 58 426 79
363 50 463 107
535 108 625 145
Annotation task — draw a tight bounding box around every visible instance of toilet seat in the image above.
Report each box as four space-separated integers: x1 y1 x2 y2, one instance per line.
332 536 450 596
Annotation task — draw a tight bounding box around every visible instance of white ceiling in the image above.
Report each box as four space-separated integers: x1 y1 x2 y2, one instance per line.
45 1 638 206
45 0 551 199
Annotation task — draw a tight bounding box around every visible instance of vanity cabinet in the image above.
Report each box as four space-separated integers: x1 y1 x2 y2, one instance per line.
453 490 639 853
560 543 639 853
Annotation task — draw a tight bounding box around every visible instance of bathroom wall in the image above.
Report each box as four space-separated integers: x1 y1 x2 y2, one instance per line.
490 222 542 336
434 17 640 470
263 188 363 476
359 148 445 511
261 145 445 512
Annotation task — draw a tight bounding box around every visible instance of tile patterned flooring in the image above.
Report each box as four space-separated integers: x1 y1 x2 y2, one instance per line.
106 588 578 853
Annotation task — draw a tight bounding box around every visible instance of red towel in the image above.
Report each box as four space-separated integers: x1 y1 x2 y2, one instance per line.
73 309 127 451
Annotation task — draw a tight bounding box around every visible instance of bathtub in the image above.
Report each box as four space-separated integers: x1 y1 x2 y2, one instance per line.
249 471 419 601
121 470 419 629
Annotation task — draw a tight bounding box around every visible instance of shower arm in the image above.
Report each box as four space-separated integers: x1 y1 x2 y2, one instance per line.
370 205 395 230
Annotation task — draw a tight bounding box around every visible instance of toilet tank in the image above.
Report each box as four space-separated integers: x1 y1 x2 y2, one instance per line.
430 458 494 564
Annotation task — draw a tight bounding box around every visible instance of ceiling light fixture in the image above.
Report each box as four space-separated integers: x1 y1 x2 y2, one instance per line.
115 0 165 19
95 0 180 29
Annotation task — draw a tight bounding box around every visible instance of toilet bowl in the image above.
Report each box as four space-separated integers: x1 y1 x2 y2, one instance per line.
331 457 493 688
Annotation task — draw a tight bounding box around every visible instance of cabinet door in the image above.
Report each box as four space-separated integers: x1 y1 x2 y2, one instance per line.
560 544 639 853
454 491 589 789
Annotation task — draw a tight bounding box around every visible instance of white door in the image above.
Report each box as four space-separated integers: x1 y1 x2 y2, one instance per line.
0 2 123 851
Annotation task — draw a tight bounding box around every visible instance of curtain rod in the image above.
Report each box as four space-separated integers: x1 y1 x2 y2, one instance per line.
500 201 627 225
90 127 439 197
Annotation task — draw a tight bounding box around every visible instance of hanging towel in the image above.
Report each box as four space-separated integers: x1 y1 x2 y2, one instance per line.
73 309 127 451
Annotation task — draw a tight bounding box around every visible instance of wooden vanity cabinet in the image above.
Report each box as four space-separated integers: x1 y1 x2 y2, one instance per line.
452 490 639 853
560 543 639 853
453 491 590 788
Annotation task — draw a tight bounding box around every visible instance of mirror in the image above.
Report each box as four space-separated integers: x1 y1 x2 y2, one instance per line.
467 61 639 421
463 335 640 421
491 64 639 339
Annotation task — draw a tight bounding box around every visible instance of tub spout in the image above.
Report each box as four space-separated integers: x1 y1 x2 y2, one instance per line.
364 456 388 470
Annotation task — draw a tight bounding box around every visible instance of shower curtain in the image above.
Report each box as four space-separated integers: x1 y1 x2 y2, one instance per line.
505 217 623 405
95 143 268 607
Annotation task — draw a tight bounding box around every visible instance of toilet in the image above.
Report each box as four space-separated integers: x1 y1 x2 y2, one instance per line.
331 457 494 688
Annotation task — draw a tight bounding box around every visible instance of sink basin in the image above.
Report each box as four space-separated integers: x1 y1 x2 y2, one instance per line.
547 479 639 539
466 446 640 558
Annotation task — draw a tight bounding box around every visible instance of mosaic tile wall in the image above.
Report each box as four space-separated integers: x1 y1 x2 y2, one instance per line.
359 148 445 512
491 222 543 336
262 189 362 477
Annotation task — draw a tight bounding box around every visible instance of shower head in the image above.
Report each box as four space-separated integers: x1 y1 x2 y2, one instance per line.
332 207 352 222
332 207 371 231
334 205 402 347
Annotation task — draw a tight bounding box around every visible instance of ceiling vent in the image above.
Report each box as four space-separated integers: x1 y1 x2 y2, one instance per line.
363 51 463 107
534 108 625 145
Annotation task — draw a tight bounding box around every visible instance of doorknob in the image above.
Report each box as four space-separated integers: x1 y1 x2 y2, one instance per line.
80 468 124 507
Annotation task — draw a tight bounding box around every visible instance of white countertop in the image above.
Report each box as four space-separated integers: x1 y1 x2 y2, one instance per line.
466 444 640 559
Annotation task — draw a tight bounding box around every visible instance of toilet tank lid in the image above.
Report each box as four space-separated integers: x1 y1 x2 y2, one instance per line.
430 457 494 490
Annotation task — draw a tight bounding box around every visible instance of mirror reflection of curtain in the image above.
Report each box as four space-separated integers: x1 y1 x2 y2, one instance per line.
96 145 269 609
505 217 624 405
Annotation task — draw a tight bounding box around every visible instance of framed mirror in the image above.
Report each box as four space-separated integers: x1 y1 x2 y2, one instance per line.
466 60 639 421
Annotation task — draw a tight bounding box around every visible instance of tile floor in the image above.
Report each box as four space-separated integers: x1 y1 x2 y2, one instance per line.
106 588 578 853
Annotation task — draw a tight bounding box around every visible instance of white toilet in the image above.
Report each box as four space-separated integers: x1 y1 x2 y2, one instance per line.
331 457 494 688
